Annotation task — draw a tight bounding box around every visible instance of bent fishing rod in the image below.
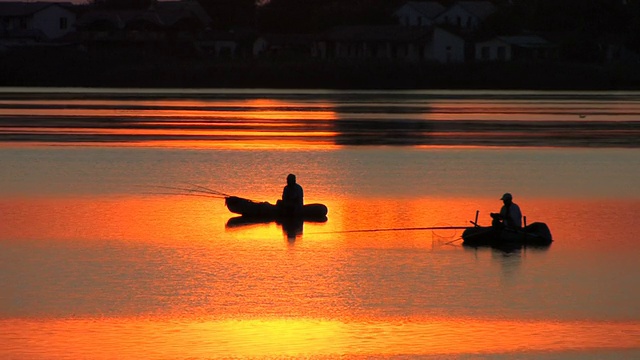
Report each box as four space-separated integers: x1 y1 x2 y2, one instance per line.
312 225 471 235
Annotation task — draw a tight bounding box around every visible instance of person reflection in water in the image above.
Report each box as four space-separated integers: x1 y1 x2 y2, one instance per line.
280 218 304 243
491 192 522 229
281 173 304 216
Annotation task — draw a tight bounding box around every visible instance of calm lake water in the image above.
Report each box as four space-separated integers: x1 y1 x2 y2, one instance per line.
1 88 639 359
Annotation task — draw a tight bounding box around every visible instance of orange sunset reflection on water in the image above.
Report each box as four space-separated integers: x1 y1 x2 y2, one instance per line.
3 194 639 250
4 94 639 149
0 98 338 120
0 97 342 150
2 90 640 358
2 316 639 358
2 184 639 358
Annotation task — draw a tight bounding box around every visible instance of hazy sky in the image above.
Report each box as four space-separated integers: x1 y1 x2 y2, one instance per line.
0 0 176 3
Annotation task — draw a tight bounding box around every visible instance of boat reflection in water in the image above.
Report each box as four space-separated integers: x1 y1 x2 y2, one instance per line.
226 215 328 242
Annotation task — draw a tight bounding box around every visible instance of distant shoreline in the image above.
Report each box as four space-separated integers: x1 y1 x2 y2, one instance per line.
2 46 640 90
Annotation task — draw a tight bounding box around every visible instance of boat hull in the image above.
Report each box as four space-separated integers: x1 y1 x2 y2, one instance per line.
225 196 328 220
462 222 552 247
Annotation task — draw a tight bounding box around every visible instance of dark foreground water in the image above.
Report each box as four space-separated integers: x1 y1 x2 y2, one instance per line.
1 88 639 359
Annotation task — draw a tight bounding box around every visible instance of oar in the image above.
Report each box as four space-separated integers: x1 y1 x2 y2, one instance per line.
471 210 480 227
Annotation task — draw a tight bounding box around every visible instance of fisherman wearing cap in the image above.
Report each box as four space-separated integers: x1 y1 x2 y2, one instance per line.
490 193 522 229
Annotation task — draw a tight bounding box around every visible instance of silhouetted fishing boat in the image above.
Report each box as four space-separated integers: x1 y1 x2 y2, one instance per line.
462 222 552 247
224 196 328 221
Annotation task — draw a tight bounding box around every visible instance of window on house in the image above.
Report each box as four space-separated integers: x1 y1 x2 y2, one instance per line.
20 18 28 29
60 17 68 30
481 46 490 60
456 16 461 27
497 46 506 60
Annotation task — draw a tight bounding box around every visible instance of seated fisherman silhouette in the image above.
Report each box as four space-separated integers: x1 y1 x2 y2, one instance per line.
490 193 522 229
279 173 304 216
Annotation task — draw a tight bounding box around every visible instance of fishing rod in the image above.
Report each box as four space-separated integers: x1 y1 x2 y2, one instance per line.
313 225 469 235
143 191 225 199
310 211 483 241
145 183 266 204
181 182 232 197
144 185 228 198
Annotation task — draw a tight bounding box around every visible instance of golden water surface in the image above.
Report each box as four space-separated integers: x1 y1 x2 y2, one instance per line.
1 88 639 359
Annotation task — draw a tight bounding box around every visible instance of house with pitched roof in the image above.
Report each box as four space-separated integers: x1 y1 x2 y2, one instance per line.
394 1 446 27
426 26 466 63
0 1 76 42
435 1 496 31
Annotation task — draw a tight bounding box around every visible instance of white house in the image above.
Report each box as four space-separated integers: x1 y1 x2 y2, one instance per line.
394 1 446 27
435 1 496 31
0 2 76 40
475 35 557 62
424 27 465 63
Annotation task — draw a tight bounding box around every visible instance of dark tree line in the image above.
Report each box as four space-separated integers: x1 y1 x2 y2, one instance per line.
91 0 158 9
93 0 640 36
255 0 404 33
92 0 640 56
485 0 640 60
196 0 258 30
492 0 638 34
